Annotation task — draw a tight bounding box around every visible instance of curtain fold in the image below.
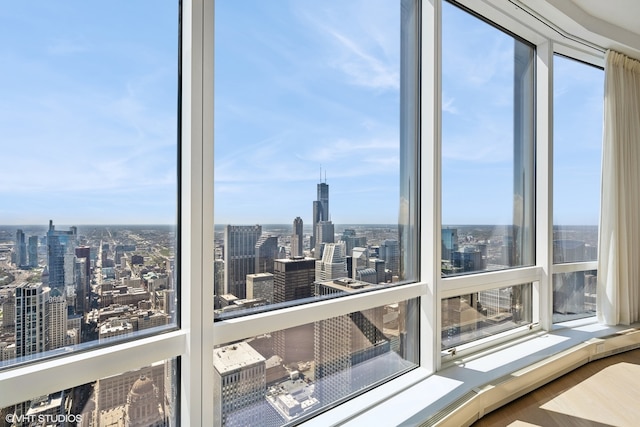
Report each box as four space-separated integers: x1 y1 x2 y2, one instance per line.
597 50 640 325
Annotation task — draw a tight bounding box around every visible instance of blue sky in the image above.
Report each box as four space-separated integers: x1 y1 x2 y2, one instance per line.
0 1 602 227
0 2 178 225
214 0 402 225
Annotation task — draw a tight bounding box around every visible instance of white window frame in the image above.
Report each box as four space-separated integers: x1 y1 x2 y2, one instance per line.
0 1 610 426
0 1 210 425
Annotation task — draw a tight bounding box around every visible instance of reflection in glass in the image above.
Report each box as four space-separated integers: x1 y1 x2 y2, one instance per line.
441 283 533 350
441 1 535 276
553 270 597 323
1 358 177 426
214 296 418 426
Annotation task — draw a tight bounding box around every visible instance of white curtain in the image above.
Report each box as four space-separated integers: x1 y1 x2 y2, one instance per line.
597 50 640 325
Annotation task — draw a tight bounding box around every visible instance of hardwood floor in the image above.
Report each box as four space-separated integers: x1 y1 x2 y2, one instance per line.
472 349 640 427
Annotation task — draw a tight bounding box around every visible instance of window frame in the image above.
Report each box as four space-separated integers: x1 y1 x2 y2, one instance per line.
0 0 610 425
0 0 202 423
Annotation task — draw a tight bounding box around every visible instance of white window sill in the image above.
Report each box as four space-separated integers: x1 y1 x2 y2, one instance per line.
305 318 640 426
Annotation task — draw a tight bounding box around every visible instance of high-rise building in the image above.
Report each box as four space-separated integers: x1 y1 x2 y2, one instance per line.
48 289 67 351
46 220 77 289
2 294 15 329
311 178 330 254
453 246 485 272
273 257 316 361
340 230 367 258
369 258 387 284
314 221 335 260
351 247 369 279
255 235 278 274
315 243 347 282
224 225 262 299
379 239 400 278
15 230 27 268
291 217 303 257
15 282 50 359
314 278 388 405
74 246 91 314
28 235 38 268
213 342 266 427
441 229 458 262
273 257 315 304
246 273 274 304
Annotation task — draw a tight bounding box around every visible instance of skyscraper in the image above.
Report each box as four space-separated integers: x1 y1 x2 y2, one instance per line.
314 221 335 260
441 229 458 262
340 229 367 258
313 278 388 406
46 220 77 289
255 235 278 274
213 342 266 427
273 257 315 304
351 247 369 279
273 257 316 361
291 217 303 257
224 225 262 299
74 246 91 314
15 282 50 359
246 273 274 304
48 289 67 351
15 230 27 268
379 239 400 278
315 243 347 282
28 235 38 268
311 177 330 255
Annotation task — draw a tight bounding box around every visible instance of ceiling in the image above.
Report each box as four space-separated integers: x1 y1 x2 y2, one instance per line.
571 0 640 37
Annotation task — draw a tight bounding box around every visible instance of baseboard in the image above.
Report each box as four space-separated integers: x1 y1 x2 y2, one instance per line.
424 328 640 427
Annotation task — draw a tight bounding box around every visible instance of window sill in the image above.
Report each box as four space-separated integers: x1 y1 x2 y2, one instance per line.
305 318 640 426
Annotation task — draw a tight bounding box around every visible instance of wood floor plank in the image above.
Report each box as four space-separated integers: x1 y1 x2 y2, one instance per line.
472 349 640 427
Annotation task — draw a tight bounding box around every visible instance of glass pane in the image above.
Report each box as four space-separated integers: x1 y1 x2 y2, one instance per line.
214 298 418 426
441 1 535 277
214 0 418 318
0 1 178 368
1 358 177 426
441 283 533 350
553 55 603 263
553 270 597 323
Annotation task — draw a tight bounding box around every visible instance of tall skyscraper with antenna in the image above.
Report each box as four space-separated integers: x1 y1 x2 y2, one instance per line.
312 169 333 259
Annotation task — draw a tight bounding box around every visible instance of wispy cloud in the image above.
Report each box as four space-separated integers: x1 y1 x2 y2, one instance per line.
325 28 399 90
47 38 90 55
295 1 400 91
443 96 459 114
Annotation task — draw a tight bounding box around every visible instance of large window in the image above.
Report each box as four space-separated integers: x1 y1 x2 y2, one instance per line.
0 0 180 421
552 54 603 322
0 0 619 425
213 0 418 319
441 1 535 277
212 1 421 424
438 0 536 354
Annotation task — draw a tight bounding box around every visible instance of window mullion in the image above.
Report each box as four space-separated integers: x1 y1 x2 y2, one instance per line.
421 0 442 373
180 0 214 425
535 40 554 330
213 282 424 346
0 331 186 408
